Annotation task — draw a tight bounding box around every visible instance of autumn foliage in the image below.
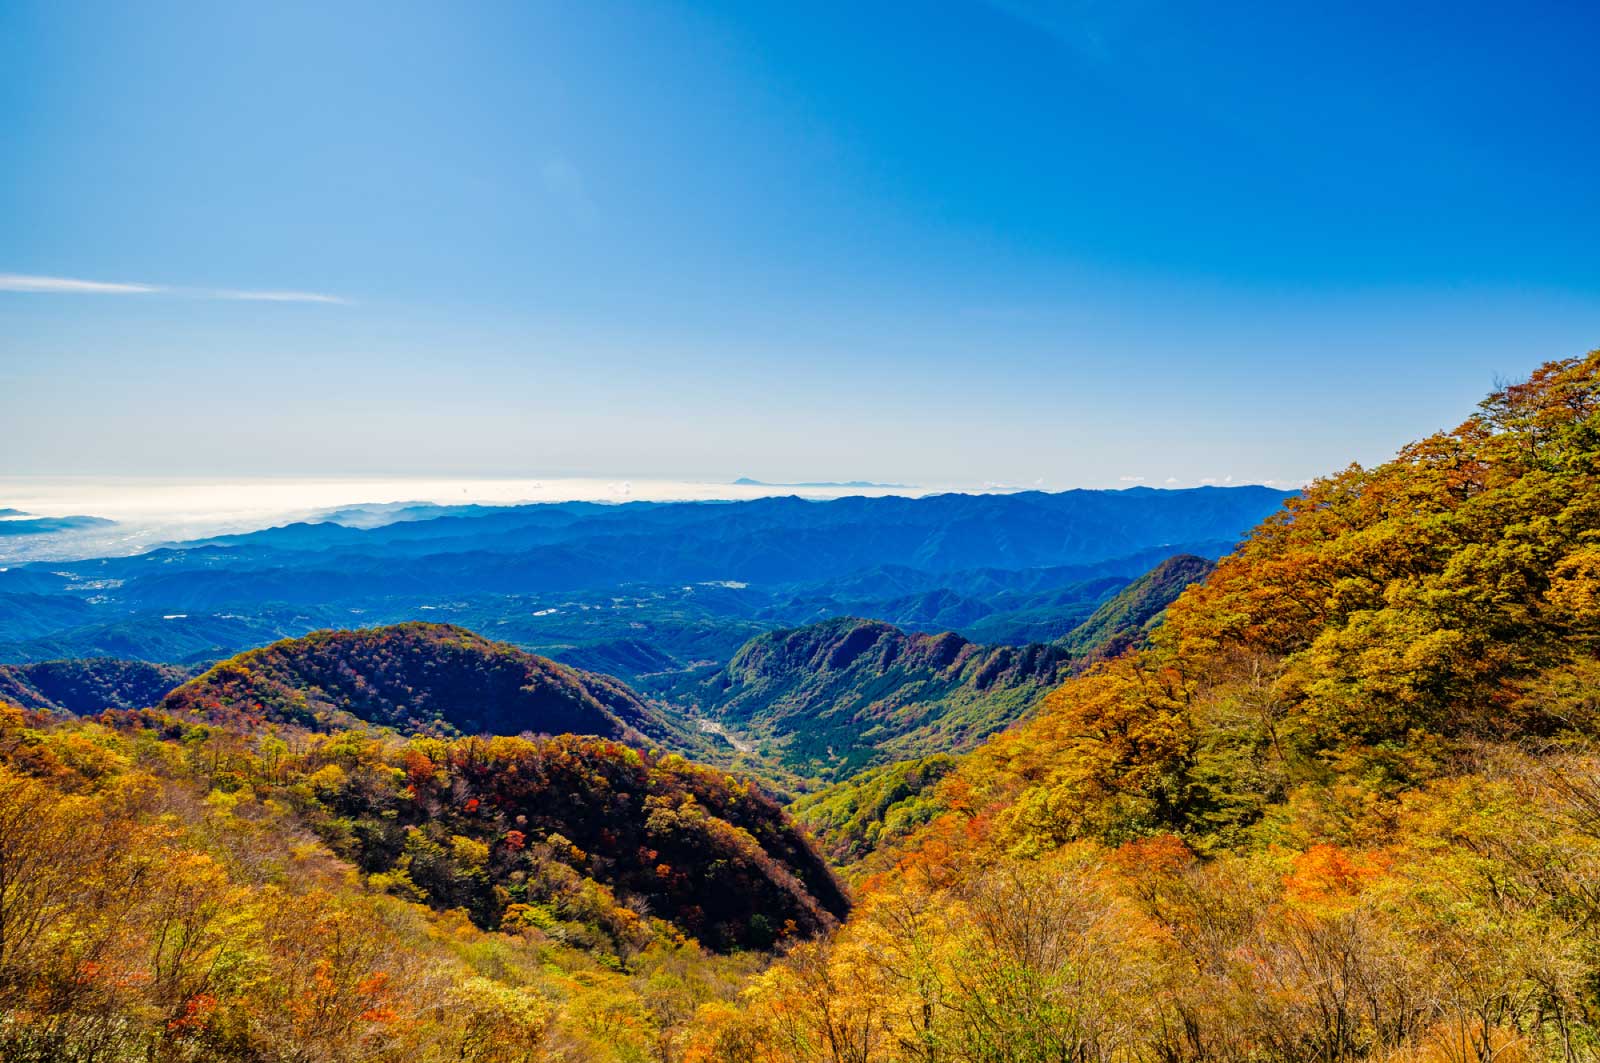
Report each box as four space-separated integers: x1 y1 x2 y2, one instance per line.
0 701 830 1060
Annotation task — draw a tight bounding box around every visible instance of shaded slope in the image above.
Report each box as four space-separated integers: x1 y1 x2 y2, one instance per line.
0 657 194 713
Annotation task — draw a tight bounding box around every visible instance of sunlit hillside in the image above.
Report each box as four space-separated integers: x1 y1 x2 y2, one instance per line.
691 351 1600 1061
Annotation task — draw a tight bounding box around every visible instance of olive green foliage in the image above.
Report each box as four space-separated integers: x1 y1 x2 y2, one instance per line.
788 754 958 867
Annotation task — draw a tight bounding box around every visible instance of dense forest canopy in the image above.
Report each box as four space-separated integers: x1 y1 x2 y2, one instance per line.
0 702 844 1060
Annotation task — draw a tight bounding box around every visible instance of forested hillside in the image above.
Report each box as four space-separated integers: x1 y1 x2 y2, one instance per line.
1054 552 1213 662
0 700 844 1059
680 618 1071 781
788 754 959 866
664 553 1208 791
682 352 1600 1061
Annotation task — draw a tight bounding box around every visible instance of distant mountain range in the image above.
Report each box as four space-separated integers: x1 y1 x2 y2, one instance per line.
0 487 1290 670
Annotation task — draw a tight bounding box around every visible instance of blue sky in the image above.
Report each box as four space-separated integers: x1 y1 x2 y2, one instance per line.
2 0 1597 488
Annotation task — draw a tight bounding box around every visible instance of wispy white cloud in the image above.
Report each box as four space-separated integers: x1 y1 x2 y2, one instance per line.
1118 475 1146 483
0 273 346 304
0 273 159 294
210 288 347 304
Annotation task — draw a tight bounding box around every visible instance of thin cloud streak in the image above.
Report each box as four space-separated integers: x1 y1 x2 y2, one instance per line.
210 289 347 304
0 273 346 304
0 273 158 294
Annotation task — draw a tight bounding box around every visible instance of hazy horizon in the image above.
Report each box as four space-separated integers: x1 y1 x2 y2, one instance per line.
0 472 1292 564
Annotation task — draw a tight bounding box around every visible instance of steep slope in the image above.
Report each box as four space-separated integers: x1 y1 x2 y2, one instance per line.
0 657 193 713
785 555 1213 868
686 618 1072 780
1055 553 1215 661
690 352 1600 1061
902 355 1600 859
159 622 702 752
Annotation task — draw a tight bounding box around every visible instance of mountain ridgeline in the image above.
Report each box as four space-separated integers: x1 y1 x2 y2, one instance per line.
184 485 1286 578
1055 552 1215 660
158 622 707 753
